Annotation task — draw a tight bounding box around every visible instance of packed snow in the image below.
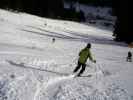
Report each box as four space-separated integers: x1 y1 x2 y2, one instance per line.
0 9 133 100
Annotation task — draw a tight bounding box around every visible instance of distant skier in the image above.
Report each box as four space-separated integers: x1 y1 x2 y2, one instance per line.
73 43 96 76
127 51 132 62
52 38 55 43
44 21 47 26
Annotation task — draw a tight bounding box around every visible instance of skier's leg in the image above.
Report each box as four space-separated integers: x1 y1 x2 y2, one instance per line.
129 58 132 62
77 63 86 76
73 61 81 73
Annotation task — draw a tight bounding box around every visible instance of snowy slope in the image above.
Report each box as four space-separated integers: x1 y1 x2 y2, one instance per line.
0 9 133 100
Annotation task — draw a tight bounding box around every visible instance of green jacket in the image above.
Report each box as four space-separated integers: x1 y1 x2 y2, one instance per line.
78 47 93 64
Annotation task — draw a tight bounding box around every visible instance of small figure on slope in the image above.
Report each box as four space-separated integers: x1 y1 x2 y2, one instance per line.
127 51 132 62
52 38 55 43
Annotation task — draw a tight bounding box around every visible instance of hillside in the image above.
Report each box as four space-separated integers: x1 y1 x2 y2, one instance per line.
0 9 133 100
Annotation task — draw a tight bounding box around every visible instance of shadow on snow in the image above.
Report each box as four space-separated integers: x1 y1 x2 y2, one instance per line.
21 25 127 47
7 60 69 76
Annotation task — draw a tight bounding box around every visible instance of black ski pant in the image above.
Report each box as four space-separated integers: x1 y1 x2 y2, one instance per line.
73 61 86 75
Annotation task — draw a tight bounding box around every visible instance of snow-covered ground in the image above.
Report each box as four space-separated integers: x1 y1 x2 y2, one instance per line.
0 9 133 100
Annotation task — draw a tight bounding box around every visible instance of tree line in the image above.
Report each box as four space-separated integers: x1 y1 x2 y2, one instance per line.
0 0 86 21
65 0 113 7
0 0 63 18
112 0 132 43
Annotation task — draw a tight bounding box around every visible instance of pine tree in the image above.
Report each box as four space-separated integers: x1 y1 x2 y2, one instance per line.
113 0 132 43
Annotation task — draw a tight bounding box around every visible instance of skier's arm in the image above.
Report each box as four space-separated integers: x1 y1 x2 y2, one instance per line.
88 51 96 63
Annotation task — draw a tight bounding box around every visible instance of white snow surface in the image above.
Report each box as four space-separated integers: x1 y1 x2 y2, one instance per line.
0 9 133 100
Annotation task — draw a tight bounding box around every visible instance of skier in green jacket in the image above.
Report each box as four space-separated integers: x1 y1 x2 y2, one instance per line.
73 43 96 76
